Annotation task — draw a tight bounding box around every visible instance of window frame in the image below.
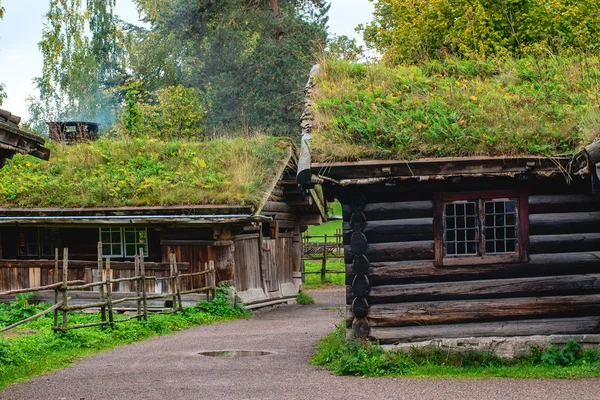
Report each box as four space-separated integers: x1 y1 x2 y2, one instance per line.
99 227 149 258
434 189 529 267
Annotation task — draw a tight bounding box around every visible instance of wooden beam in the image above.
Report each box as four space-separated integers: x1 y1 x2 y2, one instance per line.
529 212 600 235
345 241 435 263
530 233 600 254
368 294 600 327
0 259 190 271
352 251 600 286
342 201 433 220
343 218 433 243
370 317 600 344
368 274 600 304
529 194 599 214
312 156 569 181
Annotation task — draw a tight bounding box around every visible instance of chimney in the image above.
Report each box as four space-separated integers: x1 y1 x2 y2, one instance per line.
47 121 100 144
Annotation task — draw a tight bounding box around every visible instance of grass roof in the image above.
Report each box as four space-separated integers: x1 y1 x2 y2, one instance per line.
311 56 600 162
0 136 292 209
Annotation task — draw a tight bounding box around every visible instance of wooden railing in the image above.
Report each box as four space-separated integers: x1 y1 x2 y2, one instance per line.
302 231 345 284
0 243 216 334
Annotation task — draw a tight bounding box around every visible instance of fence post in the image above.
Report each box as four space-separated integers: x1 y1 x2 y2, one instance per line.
53 248 59 330
169 253 177 312
61 248 69 332
139 248 148 320
173 254 183 312
134 255 142 319
321 234 327 285
105 258 115 328
97 242 107 329
209 260 216 301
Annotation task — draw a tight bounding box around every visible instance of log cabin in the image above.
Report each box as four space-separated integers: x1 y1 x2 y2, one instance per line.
0 135 326 307
298 60 600 346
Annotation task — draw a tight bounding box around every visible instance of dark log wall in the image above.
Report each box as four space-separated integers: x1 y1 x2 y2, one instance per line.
341 177 600 344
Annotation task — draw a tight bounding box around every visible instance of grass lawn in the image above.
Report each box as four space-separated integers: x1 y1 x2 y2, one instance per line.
303 201 345 289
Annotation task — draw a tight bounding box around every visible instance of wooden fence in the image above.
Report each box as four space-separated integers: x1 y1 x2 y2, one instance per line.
302 230 345 284
0 243 216 334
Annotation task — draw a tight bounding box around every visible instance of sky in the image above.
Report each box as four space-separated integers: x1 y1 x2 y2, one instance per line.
0 0 374 120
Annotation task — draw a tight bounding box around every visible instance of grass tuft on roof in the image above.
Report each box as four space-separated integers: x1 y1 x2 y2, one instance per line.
311 56 600 162
0 136 292 209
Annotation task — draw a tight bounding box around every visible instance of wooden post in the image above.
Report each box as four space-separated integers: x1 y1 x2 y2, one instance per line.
321 234 327 285
173 254 183 312
258 223 268 295
169 253 177 311
97 242 107 329
139 248 148 320
209 260 216 301
134 255 142 319
53 248 59 330
105 258 114 327
62 248 69 332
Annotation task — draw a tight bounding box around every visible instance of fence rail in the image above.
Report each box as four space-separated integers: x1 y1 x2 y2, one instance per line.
302 231 345 285
0 243 216 334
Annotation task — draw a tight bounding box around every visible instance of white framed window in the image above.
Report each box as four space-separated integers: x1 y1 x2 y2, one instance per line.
100 227 148 258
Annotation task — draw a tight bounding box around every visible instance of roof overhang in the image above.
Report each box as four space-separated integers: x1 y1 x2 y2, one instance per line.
0 109 50 160
0 205 271 225
311 155 577 186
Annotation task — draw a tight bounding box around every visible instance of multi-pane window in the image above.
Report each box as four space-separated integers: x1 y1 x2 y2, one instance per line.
18 228 60 257
124 228 148 257
437 191 527 265
100 227 148 258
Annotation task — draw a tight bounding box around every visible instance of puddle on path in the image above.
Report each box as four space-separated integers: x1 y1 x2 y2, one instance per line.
199 350 273 358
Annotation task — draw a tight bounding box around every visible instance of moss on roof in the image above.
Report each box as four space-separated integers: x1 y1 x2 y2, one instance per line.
311 57 600 162
0 136 292 209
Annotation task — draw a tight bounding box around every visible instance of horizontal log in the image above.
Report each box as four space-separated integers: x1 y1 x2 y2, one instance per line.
368 274 600 304
343 218 433 243
530 233 600 254
351 252 600 285
529 194 599 214
345 241 435 263
262 201 294 213
342 201 433 221
370 316 600 344
0 259 190 271
262 212 296 221
368 294 600 327
529 212 600 235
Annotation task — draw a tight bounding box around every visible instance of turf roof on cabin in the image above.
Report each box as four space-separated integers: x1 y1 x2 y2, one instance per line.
310 57 600 162
0 136 292 209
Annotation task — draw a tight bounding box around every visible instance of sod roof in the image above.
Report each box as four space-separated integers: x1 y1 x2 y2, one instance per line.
0 136 292 209
310 57 600 162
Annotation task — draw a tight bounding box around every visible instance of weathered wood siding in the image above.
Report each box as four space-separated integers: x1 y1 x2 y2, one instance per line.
342 179 600 344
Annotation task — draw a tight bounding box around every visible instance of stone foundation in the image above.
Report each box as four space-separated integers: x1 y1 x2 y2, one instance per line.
382 335 600 359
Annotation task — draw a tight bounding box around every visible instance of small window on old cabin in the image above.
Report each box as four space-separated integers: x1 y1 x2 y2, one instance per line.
18 227 60 257
100 227 148 258
437 191 527 265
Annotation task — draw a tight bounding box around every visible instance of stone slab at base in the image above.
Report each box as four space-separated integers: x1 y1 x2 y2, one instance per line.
382 335 600 359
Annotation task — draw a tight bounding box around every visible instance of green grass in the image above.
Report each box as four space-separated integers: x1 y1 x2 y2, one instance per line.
311 323 600 378
303 260 345 289
306 201 342 241
296 291 315 305
312 56 600 162
0 287 250 389
0 135 291 208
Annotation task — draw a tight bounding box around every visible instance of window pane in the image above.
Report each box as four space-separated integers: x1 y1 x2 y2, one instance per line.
447 230 455 241
457 230 465 241
485 215 494 227
457 242 466 254
112 244 121 255
446 204 455 216
466 217 476 228
466 229 475 241
496 228 505 239
506 227 516 239
457 218 465 228
486 241 495 253
456 203 465 216
125 244 136 256
466 203 475 215
102 244 112 255
485 202 494 214
113 230 121 243
446 217 455 229
497 241 505 253
506 214 515 226
484 199 518 255
125 231 135 243
506 240 516 252
468 242 477 254
505 201 516 213
494 202 503 213
447 243 456 255
486 228 495 240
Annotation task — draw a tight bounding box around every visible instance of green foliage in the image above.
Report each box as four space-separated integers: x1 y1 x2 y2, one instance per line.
0 294 46 328
121 83 143 137
0 287 251 389
196 286 251 319
0 136 291 208
312 56 600 161
312 324 600 378
134 85 207 140
296 291 315 305
363 0 600 64
128 0 330 136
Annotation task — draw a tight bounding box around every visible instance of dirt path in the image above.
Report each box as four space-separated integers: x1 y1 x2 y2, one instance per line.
2 288 599 400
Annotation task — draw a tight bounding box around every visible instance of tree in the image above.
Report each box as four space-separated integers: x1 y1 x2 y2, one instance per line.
129 0 330 136
363 0 600 64
28 0 125 133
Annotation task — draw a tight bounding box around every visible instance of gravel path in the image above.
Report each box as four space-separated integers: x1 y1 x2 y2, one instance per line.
2 288 599 400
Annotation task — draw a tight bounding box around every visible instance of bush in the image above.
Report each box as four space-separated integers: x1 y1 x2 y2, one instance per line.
296 291 315 305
